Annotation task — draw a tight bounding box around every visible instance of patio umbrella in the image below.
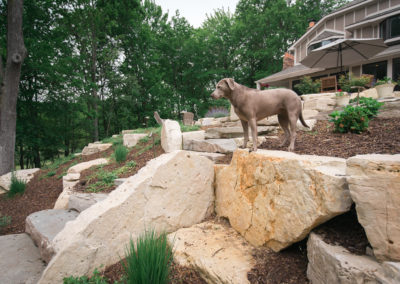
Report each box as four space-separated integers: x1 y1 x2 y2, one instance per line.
300 38 387 71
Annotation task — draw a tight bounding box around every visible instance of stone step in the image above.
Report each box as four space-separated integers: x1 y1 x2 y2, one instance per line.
68 193 108 212
205 126 276 139
183 139 237 154
0 233 46 284
25 209 79 263
183 151 226 163
168 221 256 284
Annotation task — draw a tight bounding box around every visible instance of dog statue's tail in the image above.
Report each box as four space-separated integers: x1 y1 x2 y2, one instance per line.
299 101 310 128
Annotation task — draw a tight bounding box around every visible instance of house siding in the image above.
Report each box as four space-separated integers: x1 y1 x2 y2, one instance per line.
392 0 400 7
379 0 390 10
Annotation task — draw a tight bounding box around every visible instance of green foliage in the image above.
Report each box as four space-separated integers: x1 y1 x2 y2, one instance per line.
349 97 384 118
43 155 75 171
375 76 396 86
0 214 11 231
329 106 370 133
87 168 118 193
114 145 128 163
45 170 56 178
123 230 173 284
103 136 123 147
179 123 201 133
295 76 321 95
339 74 371 92
7 173 27 198
63 269 107 284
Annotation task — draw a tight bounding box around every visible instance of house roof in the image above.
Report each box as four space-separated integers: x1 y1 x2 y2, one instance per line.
334 0 368 14
255 64 324 84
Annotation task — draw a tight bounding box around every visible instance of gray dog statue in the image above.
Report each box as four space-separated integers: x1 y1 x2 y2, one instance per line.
211 78 309 152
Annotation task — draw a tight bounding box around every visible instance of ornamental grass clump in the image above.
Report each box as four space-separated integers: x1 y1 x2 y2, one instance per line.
114 145 128 163
123 230 173 284
7 173 27 198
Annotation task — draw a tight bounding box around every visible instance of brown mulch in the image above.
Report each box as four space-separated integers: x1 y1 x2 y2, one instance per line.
0 116 398 283
259 117 400 158
74 139 164 193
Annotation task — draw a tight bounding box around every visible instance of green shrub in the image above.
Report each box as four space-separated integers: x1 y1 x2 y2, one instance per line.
375 76 396 86
339 74 371 92
349 97 384 118
179 123 200 133
123 230 173 284
63 269 107 284
43 154 75 170
114 145 128 163
0 214 11 231
329 105 370 133
7 173 27 197
45 170 56 177
295 76 321 95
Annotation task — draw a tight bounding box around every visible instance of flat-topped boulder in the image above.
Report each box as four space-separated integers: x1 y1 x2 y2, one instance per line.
81 143 112 156
183 139 237 154
169 221 256 284
26 209 79 263
347 154 400 262
215 149 352 251
67 158 108 174
68 193 108 213
0 234 46 284
39 151 215 283
183 151 226 163
205 126 276 139
182 130 205 149
0 168 40 193
307 233 399 284
234 136 267 148
123 133 147 147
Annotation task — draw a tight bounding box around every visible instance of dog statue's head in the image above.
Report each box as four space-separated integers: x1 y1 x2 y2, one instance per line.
211 78 235 100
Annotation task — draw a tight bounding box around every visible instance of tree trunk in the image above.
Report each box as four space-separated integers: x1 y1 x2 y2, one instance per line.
0 0 27 175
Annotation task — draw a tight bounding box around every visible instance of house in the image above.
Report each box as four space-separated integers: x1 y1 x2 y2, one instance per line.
256 0 400 93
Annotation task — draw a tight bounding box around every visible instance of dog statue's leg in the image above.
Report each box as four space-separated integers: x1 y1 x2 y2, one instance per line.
249 118 258 152
278 114 290 147
240 120 249 149
288 114 297 152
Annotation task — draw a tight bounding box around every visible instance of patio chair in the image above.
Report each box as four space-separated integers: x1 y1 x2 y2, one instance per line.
320 76 337 93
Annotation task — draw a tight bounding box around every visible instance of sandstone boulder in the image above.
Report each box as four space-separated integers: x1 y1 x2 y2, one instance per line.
307 233 385 284
161 120 182 152
205 126 276 139
347 154 400 262
183 151 226 163
182 130 205 149
81 143 112 156
257 115 279 126
0 168 40 193
297 119 317 131
215 150 352 251
67 158 108 174
168 221 256 284
25 209 79 263
39 151 215 283
234 136 267 148
183 139 237 154
301 93 336 112
123 133 147 147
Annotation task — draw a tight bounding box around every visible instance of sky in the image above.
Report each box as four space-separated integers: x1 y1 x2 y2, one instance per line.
154 0 239 28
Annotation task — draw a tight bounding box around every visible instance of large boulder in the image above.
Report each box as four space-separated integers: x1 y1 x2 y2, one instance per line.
123 133 147 147
347 154 400 262
25 209 79 263
307 233 391 284
0 168 39 193
215 150 352 251
161 120 182 153
39 151 215 283
182 130 205 149
301 93 336 112
168 221 256 284
67 193 108 213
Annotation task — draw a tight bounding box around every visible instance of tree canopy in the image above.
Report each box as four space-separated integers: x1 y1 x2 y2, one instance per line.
0 0 349 169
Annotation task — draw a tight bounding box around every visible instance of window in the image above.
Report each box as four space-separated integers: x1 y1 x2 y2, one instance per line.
380 14 400 44
362 61 387 81
307 38 340 54
393 58 400 82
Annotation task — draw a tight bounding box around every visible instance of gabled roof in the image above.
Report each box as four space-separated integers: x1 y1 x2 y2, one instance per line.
309 30 344 45
255 64 324 84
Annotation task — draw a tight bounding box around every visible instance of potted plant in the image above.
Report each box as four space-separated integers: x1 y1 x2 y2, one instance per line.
335 89 349 106
375 77 396 98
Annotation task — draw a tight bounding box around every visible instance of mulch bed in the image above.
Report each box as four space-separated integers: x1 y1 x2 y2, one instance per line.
0 116 398 283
